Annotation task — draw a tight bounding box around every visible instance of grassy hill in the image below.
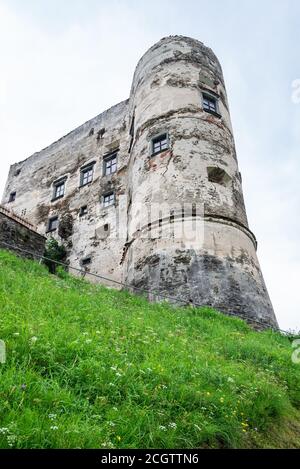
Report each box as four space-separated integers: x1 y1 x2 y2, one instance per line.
0 249 299 449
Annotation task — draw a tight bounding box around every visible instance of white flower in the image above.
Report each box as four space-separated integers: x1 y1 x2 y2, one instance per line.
108 421 115 427
0 428 9 434
115 372 122 377
50 426 59 431
168 422 177 429
48 414 57 420
159 425 167 431
30 336 38 343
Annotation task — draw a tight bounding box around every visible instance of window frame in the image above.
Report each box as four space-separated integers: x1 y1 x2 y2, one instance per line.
47 216 59 233
52 178 66 201
102 191 115 208
79 205 88 217
202 92 221 117
151 133 169 156
80 162 95 187
103 151 118 176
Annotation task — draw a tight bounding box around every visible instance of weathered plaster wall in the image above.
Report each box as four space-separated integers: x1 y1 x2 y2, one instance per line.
1 35 277 328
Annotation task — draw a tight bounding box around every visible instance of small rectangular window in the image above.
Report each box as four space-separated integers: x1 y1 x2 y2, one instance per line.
47 216 58 232
151 133 169 155
81 256 92 267
80 164 94 187
8 191 16 202
103 192 115 208
202 93 218 114
79 205 88 217
103 152 117 176
52 180 65 200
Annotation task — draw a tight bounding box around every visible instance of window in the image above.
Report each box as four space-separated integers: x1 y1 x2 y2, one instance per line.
151 133 169 155
80 163 95 187
103 152 117 176
52 180 65 200
103 192 115 208
207 167 231 186
8 191 16 202
81 256 92 267
79 205 88 217
47 216 58 232
202 93 219 115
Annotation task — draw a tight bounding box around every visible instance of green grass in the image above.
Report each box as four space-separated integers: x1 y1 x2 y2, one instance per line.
0 249 299 449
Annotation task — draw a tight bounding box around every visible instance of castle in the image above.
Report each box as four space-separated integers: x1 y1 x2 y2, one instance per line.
1 36 278 329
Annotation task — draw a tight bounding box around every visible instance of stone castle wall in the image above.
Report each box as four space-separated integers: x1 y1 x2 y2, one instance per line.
0 206 46 260
1 35 278 328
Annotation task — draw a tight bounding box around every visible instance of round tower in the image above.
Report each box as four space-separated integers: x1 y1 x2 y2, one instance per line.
124 35 277 328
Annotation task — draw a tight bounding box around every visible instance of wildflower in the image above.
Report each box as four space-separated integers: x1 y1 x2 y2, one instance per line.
30 336 38 343
159 425 167 431
7 435 17 447
115 372 122 377
48 414 57 420
161 385 168 390
50 426 58 431
168 422 177 429
0 428 9 434
108 421 115 427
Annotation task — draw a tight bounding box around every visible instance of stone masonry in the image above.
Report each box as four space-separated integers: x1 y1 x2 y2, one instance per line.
0 206 46 260
1 36 278 328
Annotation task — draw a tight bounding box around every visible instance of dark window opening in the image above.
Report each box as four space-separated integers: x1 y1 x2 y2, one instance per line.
80 164 94 187
104 223 109 232
81 257 92 267
129 114 135 137
103 192 115 208
79 205 88 217
8 191 16 203
207 167 231 186
47 216 58 232
151 133 169 155
103 152 117 176
202 93 219 115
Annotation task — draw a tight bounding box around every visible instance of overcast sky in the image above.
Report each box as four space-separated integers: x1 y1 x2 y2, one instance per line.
0 0 299 330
